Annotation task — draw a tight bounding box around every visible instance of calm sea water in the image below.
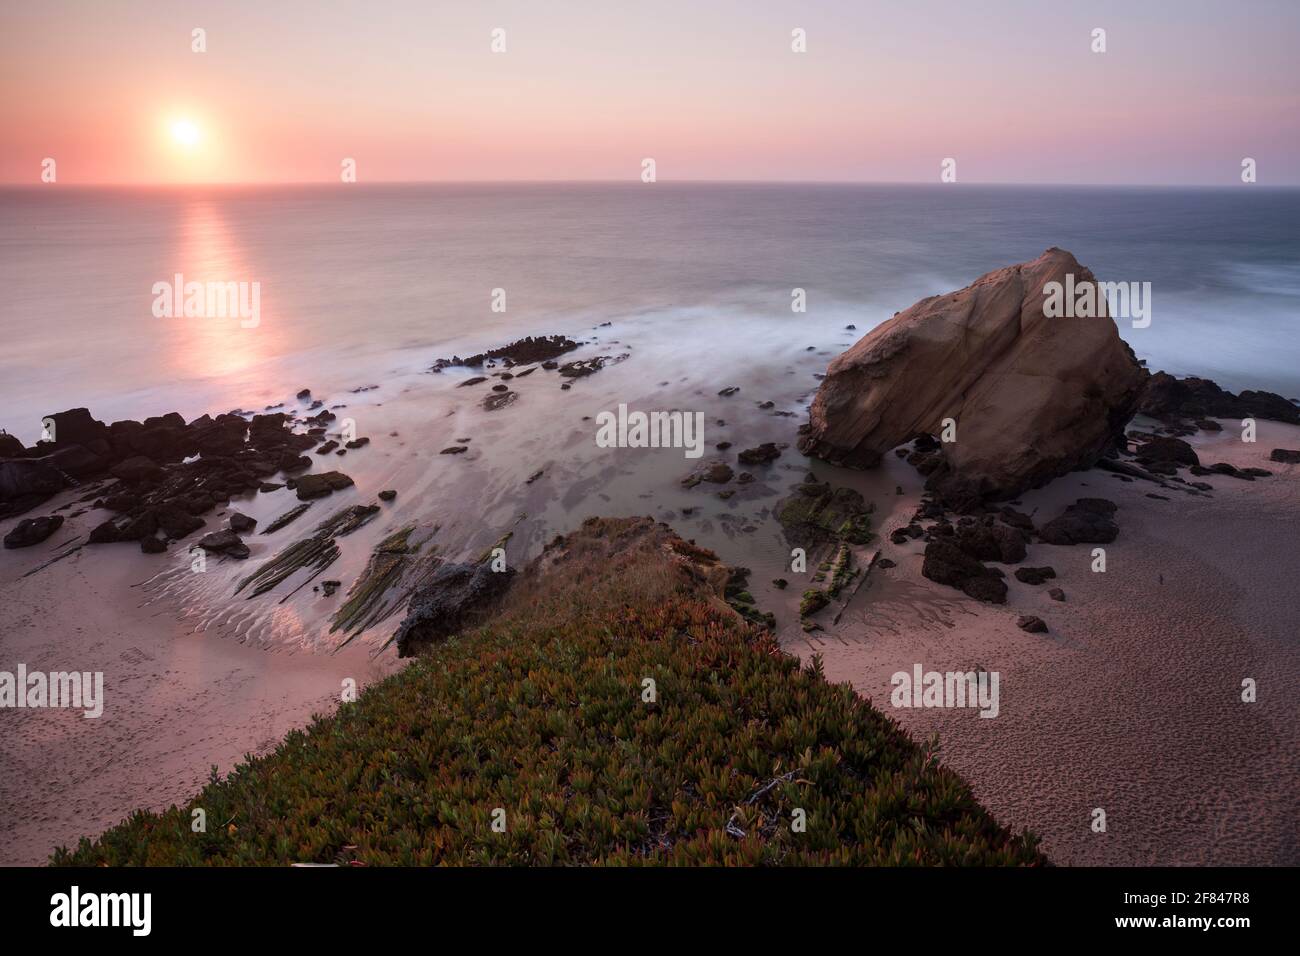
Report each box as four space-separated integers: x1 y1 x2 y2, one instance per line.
2 183 1298 443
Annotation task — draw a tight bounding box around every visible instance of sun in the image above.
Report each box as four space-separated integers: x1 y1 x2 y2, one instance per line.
171 119 201 148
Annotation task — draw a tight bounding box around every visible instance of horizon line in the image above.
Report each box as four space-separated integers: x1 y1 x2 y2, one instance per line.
3 178 1296 189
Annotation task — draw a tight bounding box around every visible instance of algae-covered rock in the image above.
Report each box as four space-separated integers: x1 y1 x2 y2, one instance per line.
776 478 873 548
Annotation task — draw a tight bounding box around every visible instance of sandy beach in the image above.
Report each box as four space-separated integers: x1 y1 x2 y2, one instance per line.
0 541 396 865
782 420 1300 865
3 307 1298 866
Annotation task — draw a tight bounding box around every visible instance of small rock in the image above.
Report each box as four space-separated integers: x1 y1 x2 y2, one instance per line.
197 530 250 559
1014 566 1056 585
1016 614 1048 633
1135 436 1199 467
441 446 469 455
378 489 397 501
228 512 257 533
1048 588 1066 601
1039 498 1119 545
294 471 355 501
737 443 781 466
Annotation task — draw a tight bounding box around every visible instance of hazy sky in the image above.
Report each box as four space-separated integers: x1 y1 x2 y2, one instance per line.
3 0 1298 184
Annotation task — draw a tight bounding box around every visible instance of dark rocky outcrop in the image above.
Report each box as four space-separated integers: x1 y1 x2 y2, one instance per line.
1140 372 1299 426
431 335 580 371
4 405 321 541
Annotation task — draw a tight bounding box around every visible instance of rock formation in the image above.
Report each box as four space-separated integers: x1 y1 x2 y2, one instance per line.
799 248 1147 508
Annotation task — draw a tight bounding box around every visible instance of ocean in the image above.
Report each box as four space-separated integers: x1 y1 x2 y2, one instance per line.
3 183 1299 445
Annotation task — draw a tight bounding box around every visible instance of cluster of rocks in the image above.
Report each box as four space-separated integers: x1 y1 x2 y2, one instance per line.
431 334 628 405
680 443 783 500
893 493 1119 625
428 335 580 371
1139 371 1300 433
0 399 369 555
1126 434 1273 484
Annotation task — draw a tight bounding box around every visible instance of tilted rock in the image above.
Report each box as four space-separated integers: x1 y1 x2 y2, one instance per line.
799 248 1147 507
394 562 515 657
4 514 64 549
1038 498 1119 545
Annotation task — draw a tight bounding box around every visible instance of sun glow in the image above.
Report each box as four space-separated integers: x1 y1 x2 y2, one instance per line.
171 119 201 148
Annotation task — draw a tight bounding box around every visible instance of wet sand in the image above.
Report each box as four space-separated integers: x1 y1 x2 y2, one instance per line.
0 546 396 866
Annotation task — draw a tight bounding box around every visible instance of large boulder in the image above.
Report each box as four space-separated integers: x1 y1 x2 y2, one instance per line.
799 248 1147 507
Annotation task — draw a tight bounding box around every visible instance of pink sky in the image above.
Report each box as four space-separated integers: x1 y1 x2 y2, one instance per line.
3 0 1298 185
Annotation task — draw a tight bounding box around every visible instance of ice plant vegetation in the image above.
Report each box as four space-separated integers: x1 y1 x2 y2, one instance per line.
52 518 1041 866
